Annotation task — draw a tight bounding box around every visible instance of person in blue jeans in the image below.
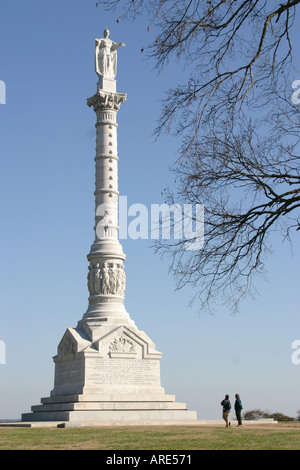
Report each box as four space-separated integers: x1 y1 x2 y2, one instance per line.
221 394 231 427
234 393 243 426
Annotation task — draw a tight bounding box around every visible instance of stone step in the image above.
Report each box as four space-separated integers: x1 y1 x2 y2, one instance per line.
31 401 187 412
41 393 176 404
22 409 198 423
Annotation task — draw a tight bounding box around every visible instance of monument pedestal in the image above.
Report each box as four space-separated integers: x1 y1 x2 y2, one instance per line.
22 319 197 423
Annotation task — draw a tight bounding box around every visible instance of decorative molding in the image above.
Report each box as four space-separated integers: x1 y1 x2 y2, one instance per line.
94 188 119 196
94 154 119 162
87 91 127 113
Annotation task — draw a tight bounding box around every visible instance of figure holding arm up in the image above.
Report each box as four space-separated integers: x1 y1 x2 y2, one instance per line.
95 28 125 80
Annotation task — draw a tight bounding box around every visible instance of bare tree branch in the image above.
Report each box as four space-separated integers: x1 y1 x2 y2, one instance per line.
99 0 300 312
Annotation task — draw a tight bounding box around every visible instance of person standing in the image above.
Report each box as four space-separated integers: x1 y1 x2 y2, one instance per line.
234 393 243 426
221 394 231 427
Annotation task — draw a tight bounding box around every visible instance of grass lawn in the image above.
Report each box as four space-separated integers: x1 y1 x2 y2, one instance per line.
0 423 299 450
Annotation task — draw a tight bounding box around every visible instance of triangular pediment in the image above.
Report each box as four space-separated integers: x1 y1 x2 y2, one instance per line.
92 325 162 359
56 328 93 359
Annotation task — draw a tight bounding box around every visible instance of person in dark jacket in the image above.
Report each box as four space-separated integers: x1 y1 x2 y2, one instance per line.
221 394 231 427
234 393 243 426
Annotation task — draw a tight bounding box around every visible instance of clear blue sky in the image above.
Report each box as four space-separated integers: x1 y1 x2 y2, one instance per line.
0 0 299 420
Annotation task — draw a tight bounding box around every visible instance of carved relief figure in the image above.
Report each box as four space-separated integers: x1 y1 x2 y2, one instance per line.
109 265 117 294
88 262 126 297
109 335 136 353
94 263 101 294
115 264 121 295
62 337 75 356
95 28 125 80
121 267 126 297
102 263 110 295
88 266 94 294
87 265 94 295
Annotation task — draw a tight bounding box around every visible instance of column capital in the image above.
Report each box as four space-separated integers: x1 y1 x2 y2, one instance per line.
87 90 127 113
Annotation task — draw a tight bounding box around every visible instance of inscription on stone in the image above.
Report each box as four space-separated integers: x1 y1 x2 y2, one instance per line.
87 358 159 386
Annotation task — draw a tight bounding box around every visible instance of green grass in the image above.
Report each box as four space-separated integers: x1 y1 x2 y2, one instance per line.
0 423 300 450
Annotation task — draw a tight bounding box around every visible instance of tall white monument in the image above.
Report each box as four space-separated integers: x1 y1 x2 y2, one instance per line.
22 30 197 424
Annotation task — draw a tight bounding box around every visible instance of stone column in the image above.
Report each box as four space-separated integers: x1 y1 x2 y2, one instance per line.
82 84 132 330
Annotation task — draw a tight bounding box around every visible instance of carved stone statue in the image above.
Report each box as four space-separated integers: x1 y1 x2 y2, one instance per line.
109 265 117 294
87 265 93 294
95 28 125 80
88 262 126 297
94 263 101 294
101 263 110 295
115 265 121 295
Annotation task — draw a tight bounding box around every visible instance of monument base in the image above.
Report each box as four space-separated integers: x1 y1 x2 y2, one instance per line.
21 393 197 424
22 319 197 424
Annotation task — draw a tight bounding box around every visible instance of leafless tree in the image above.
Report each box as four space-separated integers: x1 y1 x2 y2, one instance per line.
99 0 300 312
159 94 300 312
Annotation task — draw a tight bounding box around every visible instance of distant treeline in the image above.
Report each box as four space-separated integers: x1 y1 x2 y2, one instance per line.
243 409 299 421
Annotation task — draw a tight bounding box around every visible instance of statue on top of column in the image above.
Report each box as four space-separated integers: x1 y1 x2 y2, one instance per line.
95 28 125 80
